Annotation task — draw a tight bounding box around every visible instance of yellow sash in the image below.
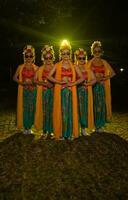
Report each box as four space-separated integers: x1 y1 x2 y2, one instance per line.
34 66 44 130
53 61 79 139
102 59 112 121
84 63 94 129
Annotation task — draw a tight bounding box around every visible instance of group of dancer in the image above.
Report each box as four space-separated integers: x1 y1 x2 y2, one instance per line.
13 40 115 140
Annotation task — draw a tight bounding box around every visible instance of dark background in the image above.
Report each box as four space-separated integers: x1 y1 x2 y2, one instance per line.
0 0 128 110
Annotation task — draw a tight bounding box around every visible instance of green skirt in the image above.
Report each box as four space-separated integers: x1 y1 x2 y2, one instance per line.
61 88 73 138
77 86 88 128
93 83 106 129
23 89 37 129
42 88 53 134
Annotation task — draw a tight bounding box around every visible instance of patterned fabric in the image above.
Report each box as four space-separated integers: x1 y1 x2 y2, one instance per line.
22 67 35 90
23 89 37 129
61 67 73 78
77 86 88 128
91 65 105 74
87 59 112 124
61 88 73 138
91 64 107 128
42 88 53 134
61 67 73 89
93 83 106 128
53 61 79 139
17 64 38 129
42 69 51 90
22 67 35 78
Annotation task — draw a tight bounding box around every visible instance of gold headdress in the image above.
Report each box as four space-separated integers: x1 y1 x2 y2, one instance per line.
23 45 35 55
41 44 55 61
74 48 87 61
23 45 35 63
91 40 102 55
59 39 72 60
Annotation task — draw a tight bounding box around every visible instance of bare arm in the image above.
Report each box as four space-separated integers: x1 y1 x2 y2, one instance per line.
13 66 23 85
68 65 84 86
34 68 39 82
37 80 53 88
107 63 116 78
34 68 43 84
34 68 53 88
86 70 96 86
75 65 84 85
33 66 39 82
102 61 116 81
47 65 66 85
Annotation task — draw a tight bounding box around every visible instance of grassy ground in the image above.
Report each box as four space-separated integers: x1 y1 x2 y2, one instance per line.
1 131 128 200
0 87 128 199
0 110 128 200
0 111 128 142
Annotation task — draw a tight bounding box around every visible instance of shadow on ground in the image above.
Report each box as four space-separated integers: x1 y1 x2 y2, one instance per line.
0 132 128 200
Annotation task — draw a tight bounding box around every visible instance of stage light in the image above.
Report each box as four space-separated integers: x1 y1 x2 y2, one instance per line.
60 39 70 47
120 68 124 72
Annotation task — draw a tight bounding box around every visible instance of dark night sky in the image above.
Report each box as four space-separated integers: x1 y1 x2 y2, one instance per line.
0 0 128 70
0 0 127 38
0 0 128 109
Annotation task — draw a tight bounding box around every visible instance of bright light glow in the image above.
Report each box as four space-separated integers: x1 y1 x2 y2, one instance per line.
120 68 124 72
60 39 70 47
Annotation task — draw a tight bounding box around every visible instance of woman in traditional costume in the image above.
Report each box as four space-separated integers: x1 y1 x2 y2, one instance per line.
34 45 55 139
48 40 84 140
74 48 96 135
87 41 115 132
13 45 38 134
